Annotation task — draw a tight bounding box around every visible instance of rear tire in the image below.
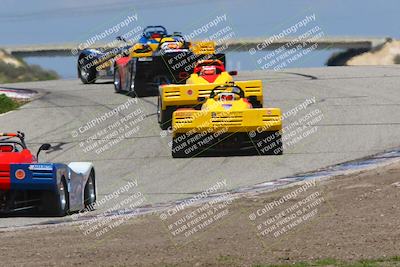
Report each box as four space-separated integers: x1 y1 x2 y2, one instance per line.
129 76 139 98
114 65 122 93
128 58 141 98
158 96 174 130
78 58 96 84
153 75 170 86
41 177 69 216
251 100 263 108
84 170 96 210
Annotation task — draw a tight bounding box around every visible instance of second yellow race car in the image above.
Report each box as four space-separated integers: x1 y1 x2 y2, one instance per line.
171 84 283 158
158 59 263 130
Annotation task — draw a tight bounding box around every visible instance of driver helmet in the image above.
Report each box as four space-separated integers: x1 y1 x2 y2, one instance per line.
161 42 181 51
219 92 235 101
200 66 217 76
0 144 15 152
151 33 161 39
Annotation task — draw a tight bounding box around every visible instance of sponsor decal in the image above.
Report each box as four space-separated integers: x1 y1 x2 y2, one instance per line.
138 57 153 61
28 164 53 171
15 169 26 180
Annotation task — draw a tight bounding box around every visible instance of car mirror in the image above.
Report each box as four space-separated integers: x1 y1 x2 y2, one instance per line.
37 143 51 161
228 71 238 76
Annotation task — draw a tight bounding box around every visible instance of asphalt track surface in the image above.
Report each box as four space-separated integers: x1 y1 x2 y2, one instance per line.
1 65 400 228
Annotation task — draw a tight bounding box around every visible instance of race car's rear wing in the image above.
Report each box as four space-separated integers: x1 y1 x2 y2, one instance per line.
160 80 264 110
0 163 59 191
172 108 282 134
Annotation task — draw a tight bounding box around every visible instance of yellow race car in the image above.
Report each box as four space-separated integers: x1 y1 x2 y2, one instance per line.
171 84 282 158
158 59 263 129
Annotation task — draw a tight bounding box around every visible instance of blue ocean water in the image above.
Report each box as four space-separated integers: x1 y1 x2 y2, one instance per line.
1 0 397 78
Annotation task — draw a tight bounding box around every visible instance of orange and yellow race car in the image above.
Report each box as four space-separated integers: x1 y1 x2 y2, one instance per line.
158 59 264 130
114 32 220 97
170 84 282 158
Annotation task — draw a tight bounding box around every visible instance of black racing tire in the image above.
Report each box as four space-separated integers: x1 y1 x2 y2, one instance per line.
172 134 186 158
78 58 96 84
251 100 263 108
158 96 174 130
154 75 170 86
84 170 96 210
41 177 69 216
128 58 141 98
114 65 122 93
129 77 140 98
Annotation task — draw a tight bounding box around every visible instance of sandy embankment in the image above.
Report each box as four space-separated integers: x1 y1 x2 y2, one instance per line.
0 49 23 67
0 161 399 266
347 40 400 65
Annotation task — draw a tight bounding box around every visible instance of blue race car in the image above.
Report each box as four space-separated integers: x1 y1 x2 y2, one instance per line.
0 132 96 216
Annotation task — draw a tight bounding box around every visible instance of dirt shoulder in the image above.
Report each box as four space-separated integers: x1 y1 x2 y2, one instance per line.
1 162 400 267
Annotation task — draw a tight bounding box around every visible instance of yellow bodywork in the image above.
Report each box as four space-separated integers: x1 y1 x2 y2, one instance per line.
189 41 216 55
129 39 216 58
160 80 263 111
185 71 233 85
94 39 216 71
172 98 282 137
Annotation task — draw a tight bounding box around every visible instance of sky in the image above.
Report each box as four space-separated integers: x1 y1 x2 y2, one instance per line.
0 0 398 45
